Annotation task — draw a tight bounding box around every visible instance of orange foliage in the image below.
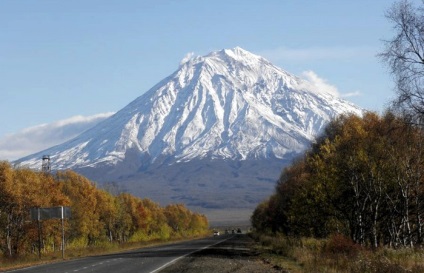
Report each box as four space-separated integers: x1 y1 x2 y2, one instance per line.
0 166 209 257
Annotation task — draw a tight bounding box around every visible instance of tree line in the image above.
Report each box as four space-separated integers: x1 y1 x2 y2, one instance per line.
0 163 208 257
252 0 424 249
252 112 424 248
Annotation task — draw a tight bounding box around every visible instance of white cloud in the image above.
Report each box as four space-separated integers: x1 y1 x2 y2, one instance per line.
298 70 362 99
299 70 340 97
259 46 375 62
0 112 114 161
340 91 362 98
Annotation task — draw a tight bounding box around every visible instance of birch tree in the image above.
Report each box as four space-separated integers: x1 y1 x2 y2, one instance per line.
380 0 424 121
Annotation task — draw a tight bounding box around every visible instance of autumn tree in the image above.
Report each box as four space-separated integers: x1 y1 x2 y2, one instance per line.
0 167 208 257
252 112 424 248
164 204 208 237
58 171 107 246
0 162 17 256
0 163 69 256
95 189 117 242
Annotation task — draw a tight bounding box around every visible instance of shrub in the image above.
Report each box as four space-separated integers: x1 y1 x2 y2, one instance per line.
323 233 362 258
129 231 149 243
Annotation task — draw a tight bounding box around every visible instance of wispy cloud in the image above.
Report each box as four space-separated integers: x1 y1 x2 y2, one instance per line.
299 70 340 97
299 70 361 99
259 46 375 62
0 112 114 161
340 91 362 98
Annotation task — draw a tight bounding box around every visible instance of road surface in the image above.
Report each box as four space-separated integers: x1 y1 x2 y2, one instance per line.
160 233 282 273
5 235 233 273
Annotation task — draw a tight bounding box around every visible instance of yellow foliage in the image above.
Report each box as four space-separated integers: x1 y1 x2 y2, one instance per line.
0 167 209 257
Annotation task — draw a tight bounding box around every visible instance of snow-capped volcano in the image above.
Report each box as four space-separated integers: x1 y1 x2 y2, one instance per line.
17 47 361 171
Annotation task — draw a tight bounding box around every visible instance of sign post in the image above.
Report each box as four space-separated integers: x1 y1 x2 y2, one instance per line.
61 206 65 259
30 206 71 259
37 209 41 259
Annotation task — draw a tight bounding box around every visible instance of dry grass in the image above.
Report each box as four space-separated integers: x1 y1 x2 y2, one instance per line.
251 232 424 273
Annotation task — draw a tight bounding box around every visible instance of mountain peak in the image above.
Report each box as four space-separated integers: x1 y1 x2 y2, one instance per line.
221 46 258 58
179 47 264 68
16 47 362 170
207 46 264 64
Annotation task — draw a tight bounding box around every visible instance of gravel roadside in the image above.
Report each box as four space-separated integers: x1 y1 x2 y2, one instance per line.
159 234 284 273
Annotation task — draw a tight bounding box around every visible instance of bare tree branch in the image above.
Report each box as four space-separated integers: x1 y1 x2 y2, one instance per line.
379 0 424 123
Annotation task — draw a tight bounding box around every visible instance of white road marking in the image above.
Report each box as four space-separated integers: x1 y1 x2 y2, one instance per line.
148 236 235 273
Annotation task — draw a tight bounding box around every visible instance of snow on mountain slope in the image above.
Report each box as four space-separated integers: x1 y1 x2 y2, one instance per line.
16 47 362 170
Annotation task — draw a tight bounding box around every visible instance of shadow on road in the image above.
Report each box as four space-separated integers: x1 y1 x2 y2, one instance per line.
94 234 256 260
191 234 258 259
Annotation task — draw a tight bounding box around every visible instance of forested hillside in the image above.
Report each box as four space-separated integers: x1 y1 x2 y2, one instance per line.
252 112 424 248
0 162 208 257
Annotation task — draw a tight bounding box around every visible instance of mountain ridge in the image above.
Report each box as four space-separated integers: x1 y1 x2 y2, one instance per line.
16 47 361 170
15 47 363 223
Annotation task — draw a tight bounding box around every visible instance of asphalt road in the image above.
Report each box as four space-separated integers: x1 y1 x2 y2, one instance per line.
5 235 234 273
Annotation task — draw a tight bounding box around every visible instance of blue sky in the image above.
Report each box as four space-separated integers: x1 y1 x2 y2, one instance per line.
0 0 416 160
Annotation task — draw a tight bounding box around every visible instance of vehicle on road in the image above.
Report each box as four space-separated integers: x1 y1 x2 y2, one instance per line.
213 230 220 236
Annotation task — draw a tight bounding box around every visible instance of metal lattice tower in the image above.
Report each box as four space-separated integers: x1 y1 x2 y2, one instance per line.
41 155 51 173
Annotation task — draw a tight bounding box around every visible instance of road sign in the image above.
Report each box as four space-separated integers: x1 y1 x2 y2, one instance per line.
30 206 71 259
30 206 71 221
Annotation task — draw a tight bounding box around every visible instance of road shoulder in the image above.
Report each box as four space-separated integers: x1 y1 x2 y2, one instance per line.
159 234 284 273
